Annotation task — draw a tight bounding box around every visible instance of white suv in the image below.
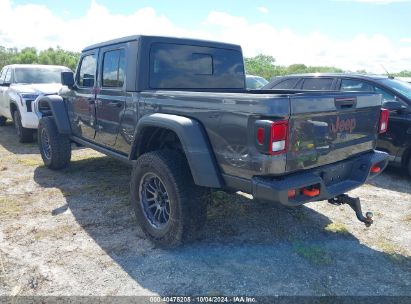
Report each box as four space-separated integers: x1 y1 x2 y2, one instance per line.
0 64 71 142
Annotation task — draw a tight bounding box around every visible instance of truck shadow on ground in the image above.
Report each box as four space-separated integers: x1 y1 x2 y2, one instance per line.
0 122 39 155
33 156 411 296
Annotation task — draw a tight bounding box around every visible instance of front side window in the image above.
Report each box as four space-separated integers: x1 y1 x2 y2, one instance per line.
340 79 374 92
0 68 7 84
150 43 244 89
78 54 97 87
246 77 261 89
102 49 126 88
302 78 333 90
4 68 12 84
246 76 268 89
374 86 396 101
376 78 411 100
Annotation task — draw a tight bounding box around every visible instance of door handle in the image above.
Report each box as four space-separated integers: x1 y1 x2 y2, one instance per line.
108 101 123 108
335 97 357 109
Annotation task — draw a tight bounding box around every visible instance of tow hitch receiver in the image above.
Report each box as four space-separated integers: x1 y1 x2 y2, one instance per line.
328 194 373 227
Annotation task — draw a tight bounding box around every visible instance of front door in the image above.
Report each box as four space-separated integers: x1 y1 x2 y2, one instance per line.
0 68 8 117
0 68 11 118
94 47 126 147
69 51 98 141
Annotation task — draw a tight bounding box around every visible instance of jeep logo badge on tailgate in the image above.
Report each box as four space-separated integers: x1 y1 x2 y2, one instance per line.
330 117 356 133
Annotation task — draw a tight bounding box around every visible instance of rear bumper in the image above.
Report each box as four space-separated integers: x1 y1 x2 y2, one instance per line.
252 150 388 206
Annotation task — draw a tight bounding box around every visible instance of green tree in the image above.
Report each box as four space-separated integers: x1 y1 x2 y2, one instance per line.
11 47 38 64
0 46 18 69
38 47 79 71
0 45 80 71
244 54 345 80
286 64 308 74
394 70 411 77
244 54 277 80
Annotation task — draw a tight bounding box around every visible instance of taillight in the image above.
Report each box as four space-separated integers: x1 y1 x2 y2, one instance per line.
378 108 389 134
257 127 265 145
370 165 381 173
270 120 288 155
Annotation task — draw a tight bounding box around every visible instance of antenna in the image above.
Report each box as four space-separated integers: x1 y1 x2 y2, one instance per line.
381 64 393 78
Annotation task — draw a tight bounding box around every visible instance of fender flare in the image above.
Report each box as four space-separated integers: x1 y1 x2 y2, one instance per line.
130 113 223 188
9 99 19 115
34 95 71 135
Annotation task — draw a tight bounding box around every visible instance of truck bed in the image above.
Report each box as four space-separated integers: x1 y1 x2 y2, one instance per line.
138 90 382 181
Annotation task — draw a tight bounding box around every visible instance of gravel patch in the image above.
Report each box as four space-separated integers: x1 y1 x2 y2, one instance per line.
0 122 410 296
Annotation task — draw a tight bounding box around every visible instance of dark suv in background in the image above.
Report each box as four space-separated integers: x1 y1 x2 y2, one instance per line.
263 73 411 176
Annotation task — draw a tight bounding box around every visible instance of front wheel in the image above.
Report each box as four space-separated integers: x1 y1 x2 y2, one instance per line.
0 116 6 126
131 150 208 248
13 110 34 143
38 117 72 169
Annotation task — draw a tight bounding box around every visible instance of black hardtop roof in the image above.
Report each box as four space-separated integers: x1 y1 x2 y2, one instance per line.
274 73 389 80
82 35 242 52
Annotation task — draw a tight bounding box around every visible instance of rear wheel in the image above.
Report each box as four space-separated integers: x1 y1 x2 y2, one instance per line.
131 150 208 248
38 117 72 169
13 110 34 143
0 116 6 126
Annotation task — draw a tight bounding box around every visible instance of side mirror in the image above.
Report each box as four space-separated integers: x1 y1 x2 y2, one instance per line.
61 71 75 88
383 100 408 112
0 82 11 87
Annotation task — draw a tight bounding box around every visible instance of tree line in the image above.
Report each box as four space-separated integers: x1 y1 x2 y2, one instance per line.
244 54 411 80
0 46 79 71
1 46 410 80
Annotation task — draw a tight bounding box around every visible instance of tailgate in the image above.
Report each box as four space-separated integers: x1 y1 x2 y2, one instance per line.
286 92 382 172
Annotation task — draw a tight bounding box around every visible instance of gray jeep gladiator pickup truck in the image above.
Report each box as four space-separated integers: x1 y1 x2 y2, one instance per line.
34 35 389 247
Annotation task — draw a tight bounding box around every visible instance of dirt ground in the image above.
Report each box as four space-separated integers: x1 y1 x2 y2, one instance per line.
0 121 410 296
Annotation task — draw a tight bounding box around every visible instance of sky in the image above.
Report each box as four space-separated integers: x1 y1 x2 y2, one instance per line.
0 0 411 73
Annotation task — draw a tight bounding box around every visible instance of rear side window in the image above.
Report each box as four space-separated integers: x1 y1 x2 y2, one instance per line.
302 78 333 90
77 54 97 87
340 79 374 92
246 77 262 89
149 43 245 89
271 78 300 89
102 49 126 88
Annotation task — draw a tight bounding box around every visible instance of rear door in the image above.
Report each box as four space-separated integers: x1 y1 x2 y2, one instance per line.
287 92 381 172
70 51 98 140
94 45 126 147
338 78 403 157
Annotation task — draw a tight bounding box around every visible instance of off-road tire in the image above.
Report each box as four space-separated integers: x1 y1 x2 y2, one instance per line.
13 110 34 143
131 150 208 248
38 117 72 170
0 116 6 126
